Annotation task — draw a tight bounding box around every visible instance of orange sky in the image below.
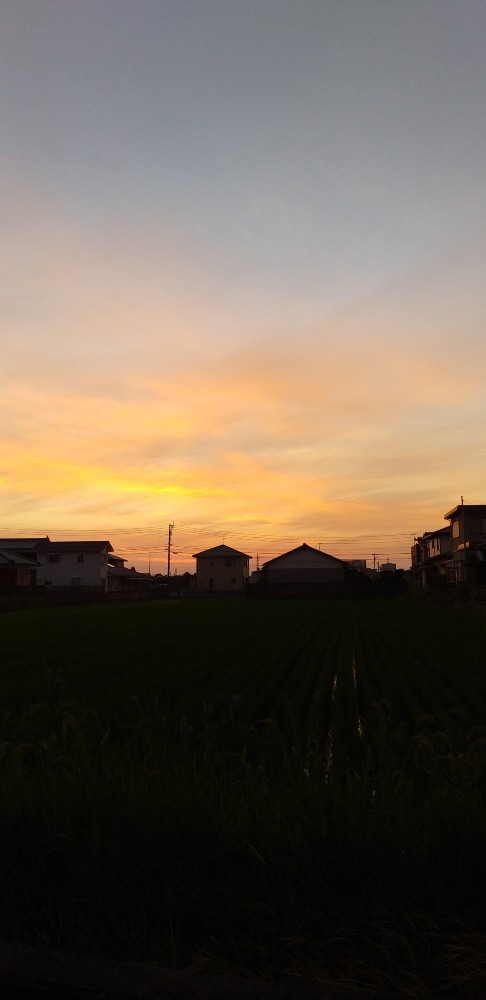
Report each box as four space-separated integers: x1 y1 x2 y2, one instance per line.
2 2 486 572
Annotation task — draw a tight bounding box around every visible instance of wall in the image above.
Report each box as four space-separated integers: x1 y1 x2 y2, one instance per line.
265 548 344 582
196 556 248 593
38 551 107 588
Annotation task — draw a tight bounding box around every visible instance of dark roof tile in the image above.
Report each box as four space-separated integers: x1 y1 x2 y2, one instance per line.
193 544 252 559
36 540 113 553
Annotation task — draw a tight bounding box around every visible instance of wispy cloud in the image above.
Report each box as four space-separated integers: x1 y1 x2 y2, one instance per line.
3 77 486 572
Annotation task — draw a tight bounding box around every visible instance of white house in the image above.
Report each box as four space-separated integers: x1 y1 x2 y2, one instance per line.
0 538 149 594
36 540 114 590
192 544 252 593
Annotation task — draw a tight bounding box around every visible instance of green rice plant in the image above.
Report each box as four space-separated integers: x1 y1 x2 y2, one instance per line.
1 597 486 995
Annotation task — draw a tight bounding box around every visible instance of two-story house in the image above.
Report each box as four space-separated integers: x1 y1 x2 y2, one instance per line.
192 544 251 593
0 538 148 594
444 503 486 584
36 540 114 590
411 527 452 586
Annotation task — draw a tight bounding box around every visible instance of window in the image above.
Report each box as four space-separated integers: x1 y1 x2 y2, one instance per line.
70 577 83 587
77 554 84 563
48 554 60 563
225 558 235 567
452 520 460 538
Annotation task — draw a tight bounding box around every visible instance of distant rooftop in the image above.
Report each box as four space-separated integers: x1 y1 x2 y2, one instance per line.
192 544 252 559
263 543 348 568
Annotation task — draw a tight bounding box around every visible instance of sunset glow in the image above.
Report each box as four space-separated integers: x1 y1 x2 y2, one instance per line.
2 1 486 572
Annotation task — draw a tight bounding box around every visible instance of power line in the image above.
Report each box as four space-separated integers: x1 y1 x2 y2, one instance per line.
1 521 415 571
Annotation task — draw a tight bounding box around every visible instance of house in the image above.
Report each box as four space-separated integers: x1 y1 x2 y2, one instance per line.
411 527 451 586
0 538 47 590
443 503 486 585
36 540 114 590
106 553 150 593
411 503 486 587
0 549 37 590
192 544 251 594
0 538 149 595
260 543 353 597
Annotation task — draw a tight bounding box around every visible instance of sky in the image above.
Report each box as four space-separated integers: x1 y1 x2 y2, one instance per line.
1 0 486 573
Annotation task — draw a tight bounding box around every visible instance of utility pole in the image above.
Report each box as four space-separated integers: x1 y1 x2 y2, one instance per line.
167 522 175 578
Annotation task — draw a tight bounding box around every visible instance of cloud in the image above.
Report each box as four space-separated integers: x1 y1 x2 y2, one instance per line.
2 176 486 568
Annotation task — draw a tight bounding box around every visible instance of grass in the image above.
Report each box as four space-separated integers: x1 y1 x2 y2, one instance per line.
0 596 486 996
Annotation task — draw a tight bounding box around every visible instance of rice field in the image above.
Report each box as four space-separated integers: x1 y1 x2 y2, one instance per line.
1 596 485 997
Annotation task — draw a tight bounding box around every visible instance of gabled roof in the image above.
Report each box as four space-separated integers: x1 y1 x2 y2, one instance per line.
36 540 113 553
192 544 252 559
263 543 347 569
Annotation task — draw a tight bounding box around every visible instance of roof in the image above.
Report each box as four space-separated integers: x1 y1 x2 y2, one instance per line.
0 537 49 549
36 540 114 553
263 543 347 569
192 544 252 559
422 527 450 539
0 550 39 567
107 565 136 577
444 504 486 520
